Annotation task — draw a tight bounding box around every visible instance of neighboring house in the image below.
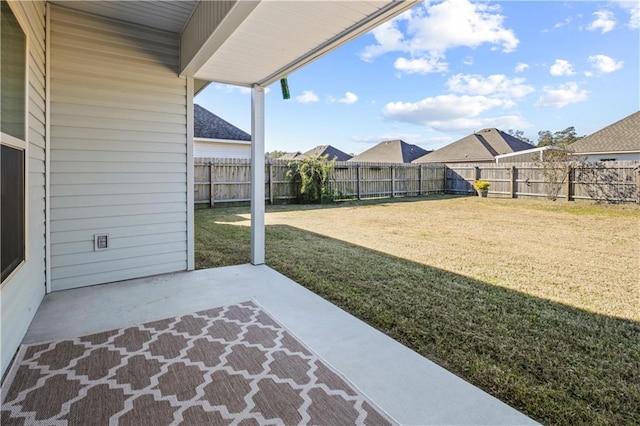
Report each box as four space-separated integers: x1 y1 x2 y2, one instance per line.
0 0 418 377
413 128 534 163
349 140 429 163
568 111 640 162
194 104 251 159
298 145 352 161
276 151 302 161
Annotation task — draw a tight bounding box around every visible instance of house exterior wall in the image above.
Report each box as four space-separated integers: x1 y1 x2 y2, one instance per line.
579 152 640 162
194 139 251 159
49 6 189 291
1 0 47 377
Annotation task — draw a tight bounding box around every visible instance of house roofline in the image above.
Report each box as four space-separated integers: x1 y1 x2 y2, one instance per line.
195 137 251 145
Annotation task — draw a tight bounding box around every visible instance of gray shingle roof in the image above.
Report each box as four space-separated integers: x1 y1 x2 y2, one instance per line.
194 104 251 141
413 128 534 163
299 145 352 161
348 140 429 163
569 111 640 153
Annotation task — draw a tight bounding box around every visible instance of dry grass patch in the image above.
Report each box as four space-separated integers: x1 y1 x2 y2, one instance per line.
264 196 639 321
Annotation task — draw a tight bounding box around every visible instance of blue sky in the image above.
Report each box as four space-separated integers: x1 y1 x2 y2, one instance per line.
195 0 639 155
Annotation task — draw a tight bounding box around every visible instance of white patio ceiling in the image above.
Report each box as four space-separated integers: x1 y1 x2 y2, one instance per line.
192 0 418 86
51 0 419 87
51 0 199 33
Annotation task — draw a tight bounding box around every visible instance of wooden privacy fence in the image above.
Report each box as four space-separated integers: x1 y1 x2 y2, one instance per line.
446 161 640 202
194 158 446 206
195 158 640 205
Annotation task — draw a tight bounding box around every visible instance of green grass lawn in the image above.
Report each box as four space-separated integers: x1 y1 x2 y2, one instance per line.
195 196 640 425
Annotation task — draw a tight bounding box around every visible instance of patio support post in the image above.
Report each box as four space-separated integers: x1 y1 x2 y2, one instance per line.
250 85 266 265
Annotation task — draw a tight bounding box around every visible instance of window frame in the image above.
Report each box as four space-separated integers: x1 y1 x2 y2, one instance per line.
1 0 29 287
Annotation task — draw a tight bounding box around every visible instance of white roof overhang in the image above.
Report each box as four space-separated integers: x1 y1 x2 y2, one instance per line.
184 0 419 87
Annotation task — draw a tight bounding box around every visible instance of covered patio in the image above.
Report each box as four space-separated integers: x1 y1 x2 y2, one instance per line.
2 0 537 423
16 264 534 425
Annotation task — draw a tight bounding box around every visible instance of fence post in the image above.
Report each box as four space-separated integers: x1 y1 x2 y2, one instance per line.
418 165 423 195
391 166 395 198
443 165 448 194
268 161 274 205
209 161 215 207
566 165 573 201
510 165 516 198
636 166 640 205
356 167 361 200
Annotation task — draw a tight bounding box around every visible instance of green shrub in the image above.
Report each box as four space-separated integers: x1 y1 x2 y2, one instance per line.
286 155 336 204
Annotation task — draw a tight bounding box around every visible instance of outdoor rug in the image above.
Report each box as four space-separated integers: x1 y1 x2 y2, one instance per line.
1 301 395 425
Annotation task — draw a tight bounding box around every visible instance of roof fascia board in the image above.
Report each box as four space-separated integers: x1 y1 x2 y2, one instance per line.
195 137 251 145
180 0 259 78
256 0 420 87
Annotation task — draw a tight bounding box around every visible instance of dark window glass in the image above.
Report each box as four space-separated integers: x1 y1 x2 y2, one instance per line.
1 145 25 281
1 1 27 282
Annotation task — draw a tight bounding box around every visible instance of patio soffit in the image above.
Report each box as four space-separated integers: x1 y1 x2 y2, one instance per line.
186 0 419 87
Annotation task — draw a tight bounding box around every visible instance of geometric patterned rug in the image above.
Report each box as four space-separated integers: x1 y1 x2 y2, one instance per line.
1 301 395 425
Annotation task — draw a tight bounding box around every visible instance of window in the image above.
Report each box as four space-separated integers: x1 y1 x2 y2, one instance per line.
1 0 27 284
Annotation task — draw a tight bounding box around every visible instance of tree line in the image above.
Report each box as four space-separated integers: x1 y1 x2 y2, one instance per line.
506 127 584 147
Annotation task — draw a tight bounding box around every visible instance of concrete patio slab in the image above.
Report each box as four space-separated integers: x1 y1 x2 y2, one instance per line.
23 264 537 425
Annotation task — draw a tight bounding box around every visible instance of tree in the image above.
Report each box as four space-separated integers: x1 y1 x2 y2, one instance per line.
537 145 573 201
505 129 534 145
537 126 584 147
266 150 288 159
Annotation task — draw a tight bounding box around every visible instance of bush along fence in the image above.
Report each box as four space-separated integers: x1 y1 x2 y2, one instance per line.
194 158 640 206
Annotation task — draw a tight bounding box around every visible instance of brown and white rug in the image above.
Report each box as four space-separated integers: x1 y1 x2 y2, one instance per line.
1 301 395 425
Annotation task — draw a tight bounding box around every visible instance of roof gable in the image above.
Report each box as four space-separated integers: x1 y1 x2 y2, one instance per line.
413 128 533 163
569 111 640 153
349 140 429 163
300 145 352 161
194 104 251 141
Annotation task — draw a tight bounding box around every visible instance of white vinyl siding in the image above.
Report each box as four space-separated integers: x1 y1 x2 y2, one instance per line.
194 139 251 159
1 0 47 377
581 152 640 162
49 6 188 291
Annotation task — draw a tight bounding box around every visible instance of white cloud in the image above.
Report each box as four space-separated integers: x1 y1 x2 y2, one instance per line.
382 94 507 126
295 90 319 104
394 57 448 74
514 63 529 73
338 92 359 104
553 16 574 29
447 74 534 98
587 10 616 33
618 2 640 28
424 115 531 133
350 133 427 145
535 82 589 108
361 0 518 75
463 56 474 66
588 54 623 73
360 20 406 62
550 59 576 76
